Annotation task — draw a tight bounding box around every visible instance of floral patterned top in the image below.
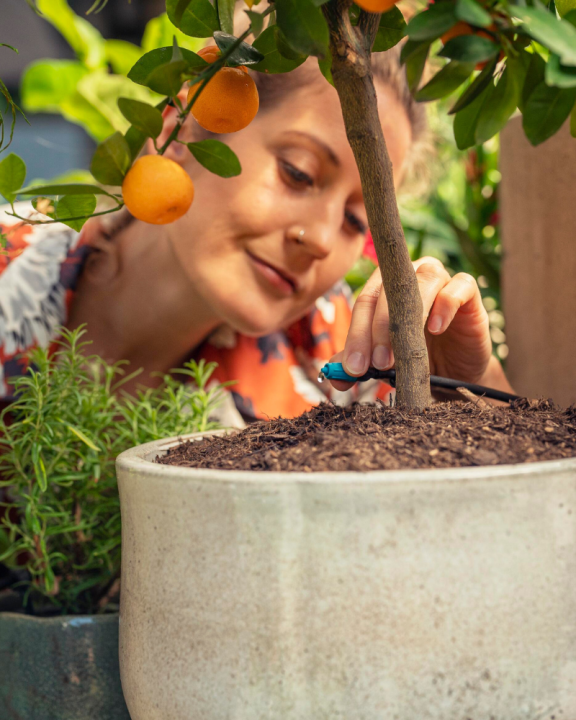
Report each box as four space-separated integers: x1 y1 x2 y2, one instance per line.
0 203 390 424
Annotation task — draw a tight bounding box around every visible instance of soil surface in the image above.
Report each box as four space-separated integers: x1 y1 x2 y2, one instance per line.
157 399 576 472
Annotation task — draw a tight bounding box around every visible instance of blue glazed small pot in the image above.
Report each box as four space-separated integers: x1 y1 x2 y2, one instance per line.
0 612 131 720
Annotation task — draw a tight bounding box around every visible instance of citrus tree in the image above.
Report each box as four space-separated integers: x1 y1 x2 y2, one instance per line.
1 0 576 409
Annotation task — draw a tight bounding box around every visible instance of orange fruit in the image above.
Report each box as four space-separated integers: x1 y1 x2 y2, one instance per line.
197 44 248 72
355 0 400 11
122 155 194 225
440 21 474 44
187 64 259 134
197 45 222 64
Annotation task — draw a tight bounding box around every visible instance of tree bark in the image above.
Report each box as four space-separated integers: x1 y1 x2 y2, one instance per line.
323 0 432 410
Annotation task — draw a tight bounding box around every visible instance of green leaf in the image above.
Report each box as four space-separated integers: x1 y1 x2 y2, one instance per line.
405 42 430 92
54 195 97 232
557 0 576 17
20 61 117 142
275 0 329 59
171 0 193 25
117 98 163 138
35 457 48 492
449 56 498 114
128 47 207 86
373 7 407 52
105 40 143 75
455 0 492 28
0 79 27 154
506 50 531 105
125 126 149 161
21 60 88 111
546 53 576 88
513 6 576 67
36 0 106 69
90 132 131 186
274 26 308 61
166 0 220 38
66 424 101 452
213 31 265 66
123 99 168 161
475 68 519 144
522 81 576 145
18 183 118 199
143 60 190 96
217 0 235 34
252 26 307 73
0 154 26 204
570 100 576 136
439 35 499 63
415 60 475 102
406 4 457 42
142 13 206 53
76 72 159 137
171 36 184 63
318 54 334 86
565 9 576 27
520 51 546 112
453 82 492 149
245 10 265 38
187 140 241 177
400 38 429 65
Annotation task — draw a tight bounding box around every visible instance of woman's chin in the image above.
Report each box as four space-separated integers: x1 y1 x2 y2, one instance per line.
224 313 285 338
210 283 295 337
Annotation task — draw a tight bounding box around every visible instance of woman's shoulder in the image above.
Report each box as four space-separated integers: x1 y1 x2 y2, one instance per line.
0 202 90 398
0 201 83 257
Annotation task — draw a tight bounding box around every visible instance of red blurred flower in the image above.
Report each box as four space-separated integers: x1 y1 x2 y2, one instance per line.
363 231 378 263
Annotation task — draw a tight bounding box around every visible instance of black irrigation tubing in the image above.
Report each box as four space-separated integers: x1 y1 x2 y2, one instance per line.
359 368 522 404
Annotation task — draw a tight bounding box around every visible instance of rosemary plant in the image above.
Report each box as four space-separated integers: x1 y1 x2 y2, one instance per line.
0 327 224 615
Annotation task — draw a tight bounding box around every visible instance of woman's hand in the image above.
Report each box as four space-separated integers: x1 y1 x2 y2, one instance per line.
330 257 494 391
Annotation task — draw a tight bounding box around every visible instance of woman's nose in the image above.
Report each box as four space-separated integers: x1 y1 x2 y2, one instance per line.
288 219 336 260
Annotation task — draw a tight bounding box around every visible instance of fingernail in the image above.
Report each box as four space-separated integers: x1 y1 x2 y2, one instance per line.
428 315 442 333
372 345 391 370
345 352 366 375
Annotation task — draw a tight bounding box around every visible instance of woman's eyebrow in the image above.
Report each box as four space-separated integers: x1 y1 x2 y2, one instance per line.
282 131 340 167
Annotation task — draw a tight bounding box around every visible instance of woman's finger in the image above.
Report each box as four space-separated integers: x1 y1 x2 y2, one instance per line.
342 269 383 376
413 258 452 325
370 289 394 370
427 272 482 334
326 350 355 391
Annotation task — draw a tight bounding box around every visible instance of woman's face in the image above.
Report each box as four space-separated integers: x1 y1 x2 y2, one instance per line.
161 72 412 336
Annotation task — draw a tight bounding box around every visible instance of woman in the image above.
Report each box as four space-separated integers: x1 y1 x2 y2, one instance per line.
0 50 513 425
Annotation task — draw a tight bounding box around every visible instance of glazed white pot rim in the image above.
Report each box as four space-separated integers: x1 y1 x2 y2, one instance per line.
116 430 576 485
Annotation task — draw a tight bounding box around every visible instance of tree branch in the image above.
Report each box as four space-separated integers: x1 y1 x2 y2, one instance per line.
323 0 432 409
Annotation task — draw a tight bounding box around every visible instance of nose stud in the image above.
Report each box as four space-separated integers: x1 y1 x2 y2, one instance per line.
296 228 305 244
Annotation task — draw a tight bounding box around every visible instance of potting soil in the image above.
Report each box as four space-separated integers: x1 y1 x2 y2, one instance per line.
157 399 576 472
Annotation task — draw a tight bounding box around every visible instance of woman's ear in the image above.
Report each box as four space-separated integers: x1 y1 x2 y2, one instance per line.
81 217 122 285
149 88 194 164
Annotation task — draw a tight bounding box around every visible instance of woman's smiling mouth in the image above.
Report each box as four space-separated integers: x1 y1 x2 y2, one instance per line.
246 251 300 297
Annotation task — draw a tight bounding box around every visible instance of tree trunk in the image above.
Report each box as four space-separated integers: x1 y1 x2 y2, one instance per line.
323 0 432 410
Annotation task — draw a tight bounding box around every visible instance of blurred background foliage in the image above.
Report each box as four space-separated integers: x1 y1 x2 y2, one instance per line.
0 0 507 360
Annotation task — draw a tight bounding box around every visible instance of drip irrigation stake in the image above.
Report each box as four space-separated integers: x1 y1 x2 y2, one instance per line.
319 362 522 405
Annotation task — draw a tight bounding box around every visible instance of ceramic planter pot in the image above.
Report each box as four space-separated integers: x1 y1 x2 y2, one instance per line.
0 612 130 720
117 432 576 720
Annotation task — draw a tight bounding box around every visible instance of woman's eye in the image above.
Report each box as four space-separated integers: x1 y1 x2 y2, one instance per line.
345 210 367 235
279 160 314 189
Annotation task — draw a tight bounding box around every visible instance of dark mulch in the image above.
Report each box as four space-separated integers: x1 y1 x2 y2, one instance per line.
157 399 576 473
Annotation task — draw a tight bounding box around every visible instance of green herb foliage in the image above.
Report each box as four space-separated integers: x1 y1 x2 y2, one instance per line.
0 327 225 615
